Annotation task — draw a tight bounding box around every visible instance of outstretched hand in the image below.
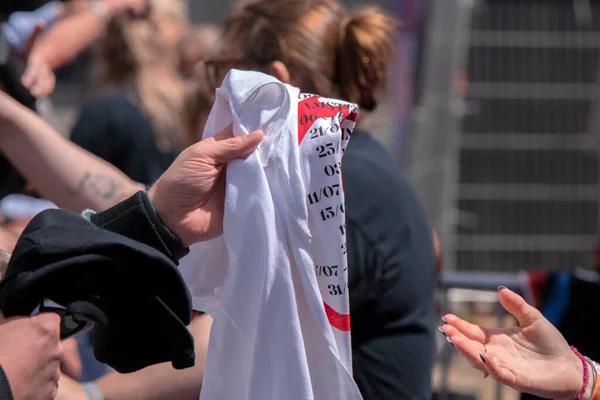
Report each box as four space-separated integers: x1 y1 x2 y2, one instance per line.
148 125 263 247
441 287 586 400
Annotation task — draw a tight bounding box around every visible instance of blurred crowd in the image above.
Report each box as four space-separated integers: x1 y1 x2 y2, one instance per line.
0 0 443 399
5 0 600 399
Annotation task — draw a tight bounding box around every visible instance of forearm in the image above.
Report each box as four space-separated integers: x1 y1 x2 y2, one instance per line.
31 4 111 70
97 364 200 400
96 314 211 400
0 103 143 212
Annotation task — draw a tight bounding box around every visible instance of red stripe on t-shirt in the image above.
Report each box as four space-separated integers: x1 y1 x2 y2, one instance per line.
297 96 355 144
323 302 351 332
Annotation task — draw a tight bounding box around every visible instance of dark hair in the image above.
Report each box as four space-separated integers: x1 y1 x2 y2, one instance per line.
217 0 397 111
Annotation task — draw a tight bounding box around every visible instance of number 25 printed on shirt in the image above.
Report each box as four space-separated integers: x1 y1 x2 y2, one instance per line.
298 93 358 338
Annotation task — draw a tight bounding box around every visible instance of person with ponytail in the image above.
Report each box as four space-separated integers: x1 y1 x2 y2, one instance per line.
53 1 435 398
193 1 437 398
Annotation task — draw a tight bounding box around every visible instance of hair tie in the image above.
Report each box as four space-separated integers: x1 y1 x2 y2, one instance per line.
360 56 378 110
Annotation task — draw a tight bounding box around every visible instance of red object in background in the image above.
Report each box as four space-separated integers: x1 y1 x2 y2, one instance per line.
525 270 547 310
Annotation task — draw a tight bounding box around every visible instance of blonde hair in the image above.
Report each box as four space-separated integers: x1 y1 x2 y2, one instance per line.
182 78 214 147
180 25 221 146
101 0 187 152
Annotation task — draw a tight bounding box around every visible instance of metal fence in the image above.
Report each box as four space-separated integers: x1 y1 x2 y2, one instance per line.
409 0 600 273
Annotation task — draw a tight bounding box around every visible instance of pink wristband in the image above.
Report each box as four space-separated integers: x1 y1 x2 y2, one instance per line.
571 346 590 400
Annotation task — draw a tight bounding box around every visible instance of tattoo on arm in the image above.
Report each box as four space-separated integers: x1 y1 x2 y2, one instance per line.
74 172 124 200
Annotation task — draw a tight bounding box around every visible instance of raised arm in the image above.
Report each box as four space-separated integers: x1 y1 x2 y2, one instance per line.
0 91 143 212
31 0 147 70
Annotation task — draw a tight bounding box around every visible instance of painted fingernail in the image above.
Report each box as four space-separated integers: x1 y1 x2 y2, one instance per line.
497 286 507 292
438 326 446 336
441 316 447 323
479 353 486 364
446 336 454 347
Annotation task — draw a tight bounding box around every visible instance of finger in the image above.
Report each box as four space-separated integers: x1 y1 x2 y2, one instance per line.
443 314 489 343
478 352 514 386
207 130 264 163
34 311 62 338
21 59 40 88
443 324 486 357
498 286 542 327
447 333 488 374
21 22 46 59
29 82 42 98
60 339 82 378
22 60 56 97
32 71 56 97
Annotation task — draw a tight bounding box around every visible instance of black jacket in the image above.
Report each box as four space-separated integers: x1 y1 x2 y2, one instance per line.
0 191 193 399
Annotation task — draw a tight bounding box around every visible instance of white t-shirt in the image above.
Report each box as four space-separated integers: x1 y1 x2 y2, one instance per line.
178 70 361 400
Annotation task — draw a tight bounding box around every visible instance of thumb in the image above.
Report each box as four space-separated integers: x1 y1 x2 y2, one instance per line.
33 311 62 337
498 286 542 327
21 21 46 59
207 130 264 163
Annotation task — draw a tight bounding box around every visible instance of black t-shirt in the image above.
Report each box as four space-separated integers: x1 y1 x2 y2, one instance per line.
343 131 437 400
70 91 180 185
